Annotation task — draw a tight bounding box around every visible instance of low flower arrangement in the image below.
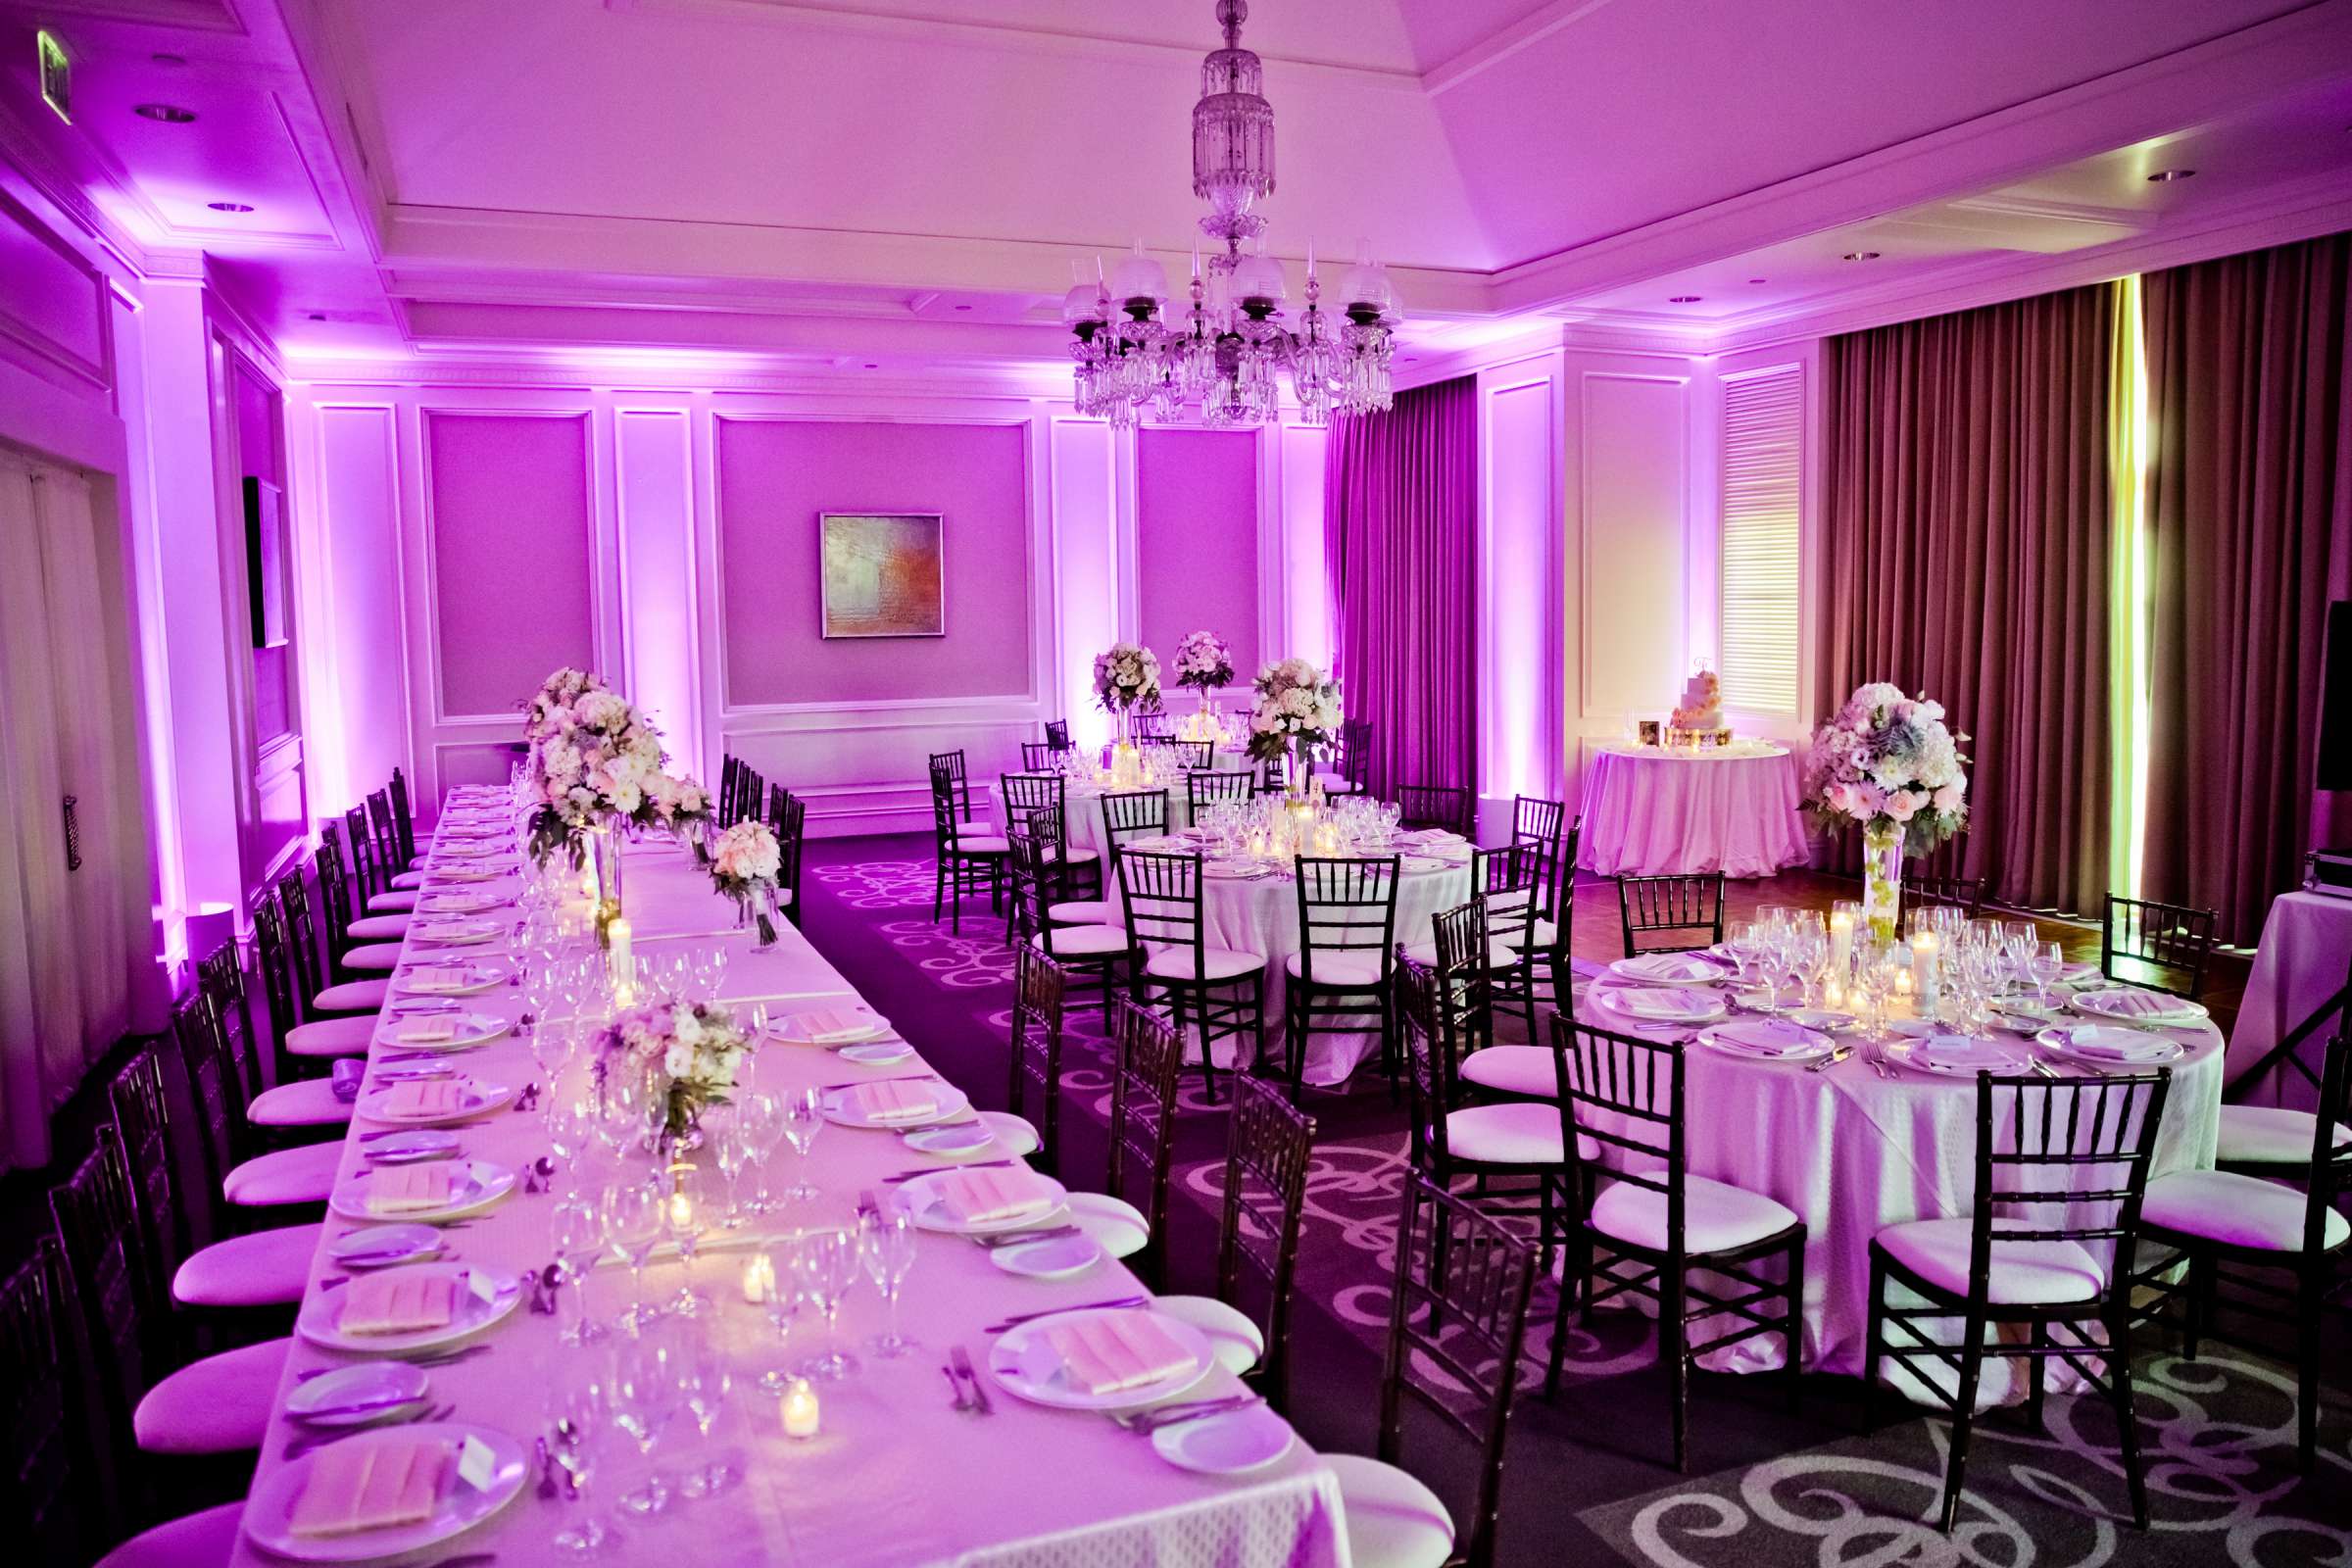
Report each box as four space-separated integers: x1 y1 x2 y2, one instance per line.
708 818 784 946
1246 657 1345 768
591 999 756 1146
1172 629 1235 691
652 773 717 858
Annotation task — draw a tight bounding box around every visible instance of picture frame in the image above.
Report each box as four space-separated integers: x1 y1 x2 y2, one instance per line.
818 511 945 639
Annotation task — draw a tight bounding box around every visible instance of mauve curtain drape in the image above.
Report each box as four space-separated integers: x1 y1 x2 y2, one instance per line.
2142 234 2352 945
1818 283 2116 914
1323 376 1478 801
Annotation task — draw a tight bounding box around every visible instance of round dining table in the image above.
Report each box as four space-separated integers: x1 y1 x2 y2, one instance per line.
1577 739 1811 878
1572 967 2225 1395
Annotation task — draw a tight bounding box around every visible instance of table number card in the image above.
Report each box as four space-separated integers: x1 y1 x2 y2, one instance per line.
466 1267 498 1306
456 1434 498 1493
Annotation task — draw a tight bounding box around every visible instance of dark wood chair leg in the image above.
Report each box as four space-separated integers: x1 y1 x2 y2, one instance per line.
1783 1232 1805 1412
1664 1261 1690 1472
2108 1314 2150 1528
2026 1322 2048 1433
2298 1265 2324 1475
1937 1316 1987 1533
1862 1251 1887 1431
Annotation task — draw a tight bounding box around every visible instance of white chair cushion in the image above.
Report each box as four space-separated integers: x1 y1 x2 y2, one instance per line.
287 1014 376 1058
1154 1294 1263 1375
1036 924 1132 957
222 1140 343 1208
172 1222 324 1309
1063 847 1101 865
1460 1045 1556 1099
2216 1104 2352 1166
1145 945 1264 983
1325 1452 1454 1568
314 978 390 1012
1049 900 1114 925
342 943 404 973
1284 950 1385 987
94 1502 244 1568
2142 1168 2350 1253
389 870 424 889
1063 1192 1149 1259
249 1076 352 1128
1445 1102 1564 1165
1399 937 1519 971
1501 917 1560 951
1875 1216 2105 1305
133 1335 288 1454
977 1110 1042 1157
368 891 418 913
1590 1172 1800 1255
956 835 1011 856
347 914 412 942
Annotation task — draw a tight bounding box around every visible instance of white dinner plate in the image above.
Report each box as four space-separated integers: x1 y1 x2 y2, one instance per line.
1152 1402 1297 1475
1203 861 1274 880
296 1264 524 1355
326 1223 447 1269
837 1039 914 1066
414 893 510 916
1589 986 1728 1026
820 1080 971 1131
1397 857 1449 874
285 1362 431 1428
409 920 505 948
356 1079 515 1127
988 1231 1103 1280
396 963 505 997
986 1306 1215 1412
1783 1008 1859 1034
2034 1023 2186 1065
1607 952 1732 987
240 1421 528 1563
329 1158 517 1224
900 1121 999 1157
890 1167 1069 1236
2068 988 2211 1026
356 1132 461 1168
374 1012 510 1053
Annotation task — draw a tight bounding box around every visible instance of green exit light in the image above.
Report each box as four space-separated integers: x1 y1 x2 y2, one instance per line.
38 30 71 124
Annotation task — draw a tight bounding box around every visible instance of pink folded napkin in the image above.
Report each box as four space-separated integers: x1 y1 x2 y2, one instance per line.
337 1271 458 1336
1597 986 1717 1021
1619 953 1727 984
402 966 474 993
381 1080 468 1120
1708 1018 1829 1056
2084 989 2192 1019
2050 1024 2179 1062
851 1080 940 1123
392 1016 458 1045
1043 1311 1196 1396
365 1164 456 1214
779 1007 877 1044
288 1438 449 1537
938 1168 1053 1226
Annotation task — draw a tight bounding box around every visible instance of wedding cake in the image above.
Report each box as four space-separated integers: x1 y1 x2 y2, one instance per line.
1669 666 1728 739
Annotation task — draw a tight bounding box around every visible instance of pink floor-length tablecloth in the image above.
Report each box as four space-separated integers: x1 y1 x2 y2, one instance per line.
1577 743 1811 879
2223 890 2352 1110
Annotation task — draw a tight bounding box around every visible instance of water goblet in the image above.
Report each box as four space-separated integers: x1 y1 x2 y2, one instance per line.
858 1205 919 1358
601 1177 665 1335
756 1231 809 1396
607 1331 682 1517
552 1192 612 1346
549 1377 613 1555
661 1164 712 1316
672 1322 738 1499
777 1086 825 1205
792 1226 860 1381
2029 941 2066 1008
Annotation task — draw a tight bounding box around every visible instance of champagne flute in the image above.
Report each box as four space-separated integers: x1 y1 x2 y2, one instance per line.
858 1205 919 1358
757 1232 808 1396
551 1192 611 1347
602 1177 665 1335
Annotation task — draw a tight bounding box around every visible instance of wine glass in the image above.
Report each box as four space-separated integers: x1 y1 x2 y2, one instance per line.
776 1087 825 1205
858 1205 919 1358
661 1165 711 1316
551 1192 611 1347
791 1226 860 1381
672 1322 737 1499
2029 940 2066 1008
548 1376 612 1555
2003 922 2038 995
601 1177 665 1335
710 1109 752 1229
757 1232 808 1396
607 1331 681 1516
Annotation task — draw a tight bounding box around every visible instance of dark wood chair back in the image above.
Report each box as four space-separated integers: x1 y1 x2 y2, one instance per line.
1617 872 1725 956
772 792 808 927
107 1046 189 1291
1115 850 1207 966
1216 1074 1315 1409
1397 784 1473 837
1020 741 1061 770
343 806 383 903
48 1126 164 1493
1131 710 1173 742
1185 769 1256 826
366 788 404 878
1902 868 1986 920
1108 996 1185 1285
1001 772 1069 850
1100 788 1169 869
197 934 260 1103
1396 958 1469 1171
277 864 330 1003
1551 1011 1689 1245
1476 842 1542 955
1170 739 1214 771
2101 895 2218 1000
315 825 358 956
252 896 309 1086
928 749 979 822
1043 719 1072 752
1009 948 1068 1176
1430 898 1494 1054
0 1240 90 1559
388 766 423 862
1292 856 1400 987
173 989 257 1199
1380 1174 1539 1568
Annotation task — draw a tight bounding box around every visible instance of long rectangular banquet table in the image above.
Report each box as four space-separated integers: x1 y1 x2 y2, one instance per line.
228 789 1350 1568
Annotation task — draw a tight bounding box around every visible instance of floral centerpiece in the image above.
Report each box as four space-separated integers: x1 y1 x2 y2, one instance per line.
591 999 756 1149
1092 642 1163 747
1801 682 1970 941
1246 657 1345 795
522 666 607 746
520 670 668 939
1172 629 1235 742
651 773 716 860
708 819 784 948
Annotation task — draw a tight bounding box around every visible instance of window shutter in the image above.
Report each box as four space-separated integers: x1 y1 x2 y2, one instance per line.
1719 366 1802 713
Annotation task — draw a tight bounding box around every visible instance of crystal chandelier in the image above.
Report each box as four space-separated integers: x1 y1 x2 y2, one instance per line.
1060 0 1398 430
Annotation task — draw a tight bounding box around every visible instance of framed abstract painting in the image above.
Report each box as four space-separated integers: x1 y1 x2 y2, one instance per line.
818 511 945 638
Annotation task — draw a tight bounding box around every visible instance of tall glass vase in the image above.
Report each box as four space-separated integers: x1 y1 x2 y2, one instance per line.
1861 818 1902 944
588 824 625 948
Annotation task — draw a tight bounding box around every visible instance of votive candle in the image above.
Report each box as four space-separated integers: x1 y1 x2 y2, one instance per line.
741 1253 775 1304
781 1378 820 1440
1828 908 1854 976
1909 931 1940 1021
608 917 634 986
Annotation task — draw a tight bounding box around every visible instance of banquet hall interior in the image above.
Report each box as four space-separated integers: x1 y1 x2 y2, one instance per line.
6 1 2352 1564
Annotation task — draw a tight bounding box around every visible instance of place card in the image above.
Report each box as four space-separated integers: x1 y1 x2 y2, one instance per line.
456 1433 499 1493
466 1266 498 1306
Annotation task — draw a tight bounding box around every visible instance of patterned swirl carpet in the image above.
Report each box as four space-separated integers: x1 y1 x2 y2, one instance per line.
800 835 2352 1568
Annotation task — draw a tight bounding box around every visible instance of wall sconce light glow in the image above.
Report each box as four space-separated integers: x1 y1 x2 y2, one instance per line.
37 30 71 123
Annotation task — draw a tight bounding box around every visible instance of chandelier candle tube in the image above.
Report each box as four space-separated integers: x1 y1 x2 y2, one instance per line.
1909 930 1940 1021
1829 905 1855 976
607 917 633 989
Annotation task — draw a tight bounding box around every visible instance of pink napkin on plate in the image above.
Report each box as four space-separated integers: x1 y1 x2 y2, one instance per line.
938 1168 1053 1226
2050 1024 2179 1061
1597 986 1717 1021
851 1080 940 1123
780 1007 878 1044
287 1438 449 1537
365 1163 456 1214
381 1080 468 1120
1620 952 1727 984
2086 989 2192 1019
1708 1018 1829 1056
393 1016 458 1045
1043 1311 1196 1396
337 1270 458 1336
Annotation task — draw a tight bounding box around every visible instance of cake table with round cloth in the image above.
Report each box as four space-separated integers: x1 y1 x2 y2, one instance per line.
1577 739 1811 879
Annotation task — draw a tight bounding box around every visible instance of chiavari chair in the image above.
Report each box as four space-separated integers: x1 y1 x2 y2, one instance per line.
1020 740 1061 770
1616 871 1725 957
217 930 352 1139
1106 996 1186 1287
1169 737 1214 771
770 790 808 928
1325 1175 1539 1568
1156 1074 1316 1408
1471 844 1546 1044
1131 709 1173 743
1 1240 91 1560
928 761 1007 934
1511 793 1565 907
50 1124 289 1469
1001 771 1102 899
1116 848 1266 1102
1043 718 1072 752
1006 824 1133 1008
1431 897 1554 1102
1285 854 1401 1101
1099 786 1169 874
1871 1069 2173 1528
1511 816 1583 1012
1551 1012 1805 1471
1396 783 1473 837
1901 868 1985 921
174 990 339 1215
368 789 422 891
2101 894 2219 1000
2131 1031 2349 1473
718 755 742 823
1185 767 1255 828
280 863 388 1016
339 806 407 941
254 895 369 1069
316 826 401 980
387 766 427 866
348 804 416 916
1321 717 1371 796
1007 948 1069 1177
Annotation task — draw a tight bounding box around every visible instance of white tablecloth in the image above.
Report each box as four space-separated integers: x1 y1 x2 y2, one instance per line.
2224 890 2350 1111
228 793 1350 1568
1579 978 2224 1382
1577 742 1811 879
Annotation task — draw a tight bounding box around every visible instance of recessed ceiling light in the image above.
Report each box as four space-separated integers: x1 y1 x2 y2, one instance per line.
953 304 973 312
1747 277 1767 285
306 312 326 321
207 201 252 213
1842 251 1881 262
133 103 196 122
151 52 187 67
1668 295 1702 304
2146 168 2196 183
863 363 879 369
